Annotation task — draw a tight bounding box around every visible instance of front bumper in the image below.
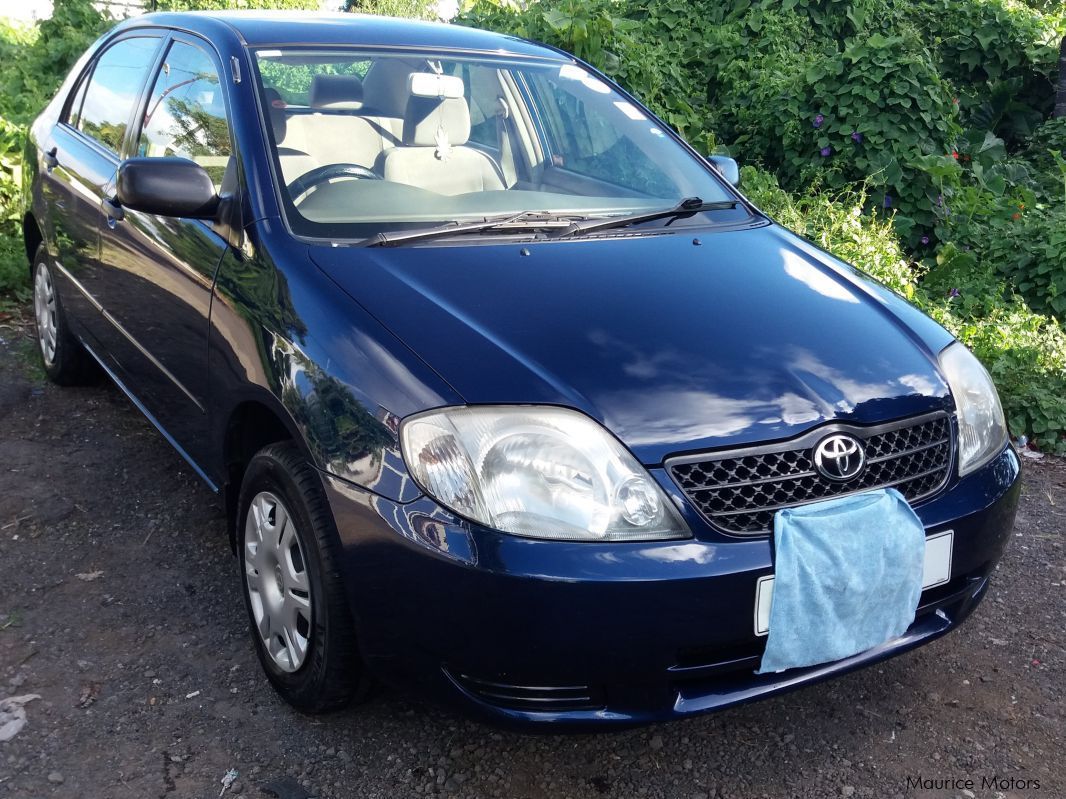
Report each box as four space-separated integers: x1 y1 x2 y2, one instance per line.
323 445 1020 729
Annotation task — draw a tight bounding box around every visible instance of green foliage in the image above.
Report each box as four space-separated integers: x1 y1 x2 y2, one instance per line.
776 29 959 241
1022 117 1066 200
968 206 1066 318
910 0 1059 144
740 165 918 299
923 244 1066 453
345 0 440 19
0 0 111 124
153 0 320 9
0 117 22 231
0 235 29 306
913 120 1066 320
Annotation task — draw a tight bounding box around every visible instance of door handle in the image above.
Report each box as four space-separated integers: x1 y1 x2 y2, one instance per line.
102 197 124 222
43 147 58 169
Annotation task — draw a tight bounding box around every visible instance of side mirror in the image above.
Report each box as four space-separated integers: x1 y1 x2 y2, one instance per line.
707 155 740 187
117 157 220 219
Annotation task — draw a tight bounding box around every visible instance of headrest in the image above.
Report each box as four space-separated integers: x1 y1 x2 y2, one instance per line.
263 88 287 142
361 58 418 117
309 74 364 111
403 96 471 148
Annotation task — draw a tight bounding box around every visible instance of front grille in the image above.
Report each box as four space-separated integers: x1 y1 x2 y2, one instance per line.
667 413 953 535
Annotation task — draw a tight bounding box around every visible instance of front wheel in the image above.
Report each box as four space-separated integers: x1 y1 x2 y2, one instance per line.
237 442 367 713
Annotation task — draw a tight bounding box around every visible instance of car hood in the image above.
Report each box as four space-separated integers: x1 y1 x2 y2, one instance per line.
309 223 954 465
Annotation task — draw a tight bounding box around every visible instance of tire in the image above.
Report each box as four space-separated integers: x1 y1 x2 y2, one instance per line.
237 442 367 713
31 245 97 385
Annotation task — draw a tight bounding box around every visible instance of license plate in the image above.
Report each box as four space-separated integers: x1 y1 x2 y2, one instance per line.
754 529 954 636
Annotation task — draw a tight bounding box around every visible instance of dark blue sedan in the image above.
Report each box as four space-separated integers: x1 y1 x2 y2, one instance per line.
21 11 1019 728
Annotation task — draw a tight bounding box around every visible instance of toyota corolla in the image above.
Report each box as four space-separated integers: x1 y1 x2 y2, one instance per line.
21 11 1019 727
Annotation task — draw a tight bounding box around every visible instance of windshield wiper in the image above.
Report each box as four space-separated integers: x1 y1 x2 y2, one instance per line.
362 211 580 247
556 197 739 238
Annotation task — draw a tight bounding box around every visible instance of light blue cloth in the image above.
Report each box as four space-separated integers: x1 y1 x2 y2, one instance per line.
757 488 925 674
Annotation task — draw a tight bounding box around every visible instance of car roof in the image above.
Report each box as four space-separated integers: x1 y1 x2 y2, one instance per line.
125 11 568 60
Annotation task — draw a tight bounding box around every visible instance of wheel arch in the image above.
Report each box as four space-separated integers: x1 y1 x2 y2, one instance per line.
23 213 44 274
222 398 308 552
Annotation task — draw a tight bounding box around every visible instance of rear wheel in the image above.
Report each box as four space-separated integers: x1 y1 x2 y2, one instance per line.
237 442 367 712
31 246 96 385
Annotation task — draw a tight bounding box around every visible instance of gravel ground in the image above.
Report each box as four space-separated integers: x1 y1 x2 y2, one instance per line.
0 316 1063 799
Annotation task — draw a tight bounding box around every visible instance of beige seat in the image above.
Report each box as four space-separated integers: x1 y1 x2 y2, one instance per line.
268 61 424 187
381 94 505 195
264 88 318 185
282 75 386 173
359 59 418 149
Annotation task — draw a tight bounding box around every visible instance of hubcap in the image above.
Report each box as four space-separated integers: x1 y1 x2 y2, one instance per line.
244 491 313 672
33 263 58 366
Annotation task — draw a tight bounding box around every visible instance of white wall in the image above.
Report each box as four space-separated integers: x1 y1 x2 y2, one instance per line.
0 0 54 23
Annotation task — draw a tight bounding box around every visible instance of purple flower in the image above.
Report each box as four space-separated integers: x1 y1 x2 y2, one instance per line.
920 235 930 245
883 194 893 209
936 194 944 207
813 114 825 129
850 131 863 143
820 146 832 157
948 288 961 298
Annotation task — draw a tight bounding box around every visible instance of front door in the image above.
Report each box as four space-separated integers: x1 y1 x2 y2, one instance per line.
97 35 235 470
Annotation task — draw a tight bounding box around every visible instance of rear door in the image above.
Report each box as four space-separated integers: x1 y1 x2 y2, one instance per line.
96 34 236 468
36 34 163 355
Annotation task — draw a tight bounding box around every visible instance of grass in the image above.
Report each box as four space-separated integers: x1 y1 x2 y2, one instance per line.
15 335 45 383
0 232 29 313
0 230 44 382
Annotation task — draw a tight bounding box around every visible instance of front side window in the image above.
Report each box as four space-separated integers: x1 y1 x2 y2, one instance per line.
79 36 161 154
64 72 90 128
526 71 674 197
254 48 739 240
138 41 232 190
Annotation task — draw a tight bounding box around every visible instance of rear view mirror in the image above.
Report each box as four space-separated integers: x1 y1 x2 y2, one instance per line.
707 155 740 187
408 72 465 100
117 157 220 219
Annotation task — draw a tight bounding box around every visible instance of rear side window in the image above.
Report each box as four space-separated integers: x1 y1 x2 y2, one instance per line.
258 58 372 108
137 40 232 189
79 37 161 154
450 62 502 150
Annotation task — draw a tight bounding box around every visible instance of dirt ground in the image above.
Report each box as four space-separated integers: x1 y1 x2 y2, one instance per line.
0 315 1063 799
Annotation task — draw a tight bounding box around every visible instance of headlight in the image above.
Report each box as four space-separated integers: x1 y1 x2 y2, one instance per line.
400 406 690 541
939 342 1008 476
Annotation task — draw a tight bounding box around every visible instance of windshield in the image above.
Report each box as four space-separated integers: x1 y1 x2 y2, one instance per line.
253 48 740 240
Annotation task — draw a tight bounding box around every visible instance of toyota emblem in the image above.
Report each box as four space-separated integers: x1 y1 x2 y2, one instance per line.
813 433 865 481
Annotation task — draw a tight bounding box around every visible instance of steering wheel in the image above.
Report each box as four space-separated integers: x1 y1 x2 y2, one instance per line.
288 163 381 201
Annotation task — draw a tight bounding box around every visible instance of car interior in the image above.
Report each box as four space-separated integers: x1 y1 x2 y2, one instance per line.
264 57 521 194
255 51 733 229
